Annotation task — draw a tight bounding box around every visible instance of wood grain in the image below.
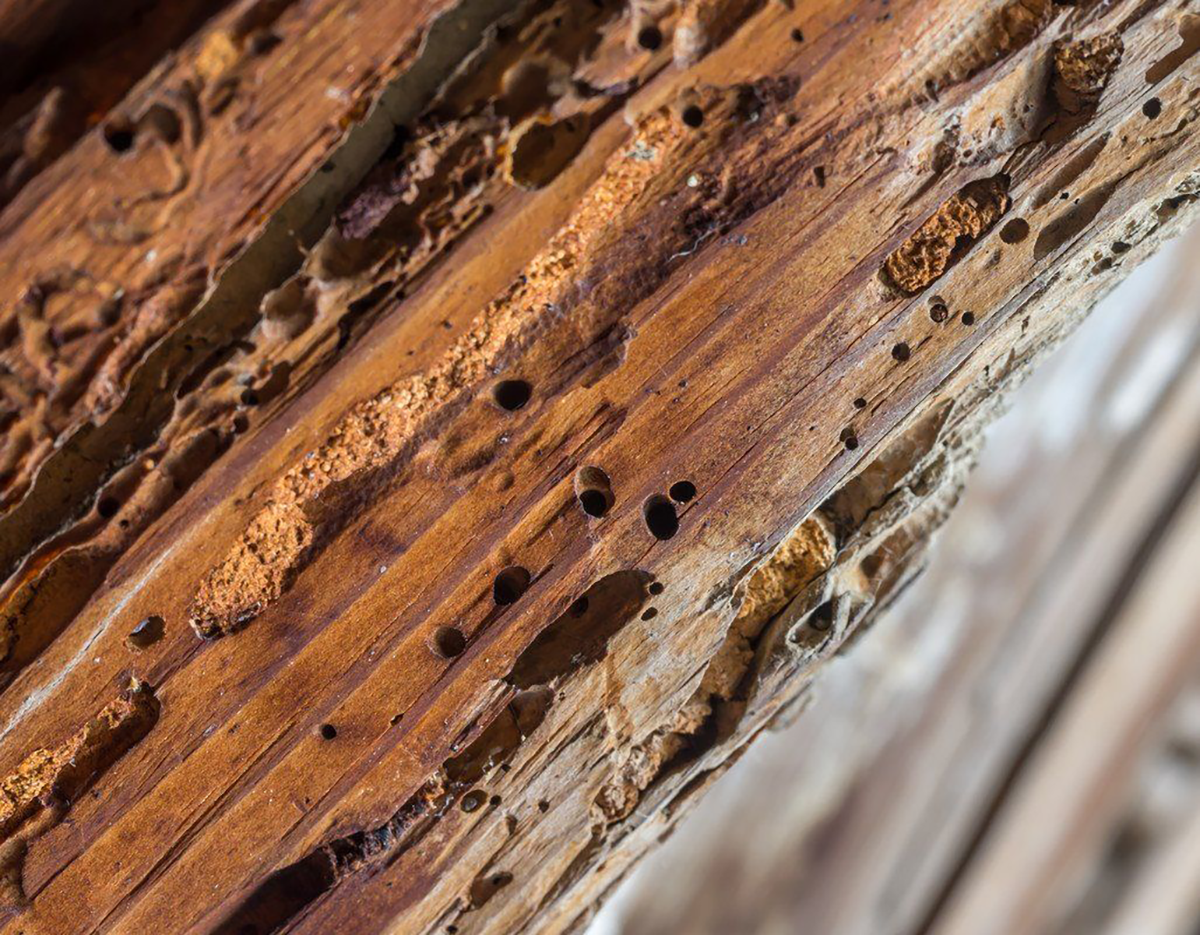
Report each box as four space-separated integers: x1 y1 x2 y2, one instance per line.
0 0 1197 932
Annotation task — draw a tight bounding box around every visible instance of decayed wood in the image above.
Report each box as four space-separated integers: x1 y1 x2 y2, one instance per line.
0 0 1198 933
605 228 1200 935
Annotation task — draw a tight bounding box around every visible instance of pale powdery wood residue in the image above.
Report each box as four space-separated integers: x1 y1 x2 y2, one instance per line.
0 679 159 905
594 513 836 823
189 106 690 637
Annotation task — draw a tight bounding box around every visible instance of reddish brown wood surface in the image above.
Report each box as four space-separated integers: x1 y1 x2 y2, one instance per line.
0 1 1197 933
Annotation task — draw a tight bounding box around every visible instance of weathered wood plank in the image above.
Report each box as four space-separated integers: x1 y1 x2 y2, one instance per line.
0 1 1197 933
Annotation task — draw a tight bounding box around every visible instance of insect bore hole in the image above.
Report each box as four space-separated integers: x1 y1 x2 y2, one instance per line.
643 495 679 540
493 379 532 411
493 566 531 605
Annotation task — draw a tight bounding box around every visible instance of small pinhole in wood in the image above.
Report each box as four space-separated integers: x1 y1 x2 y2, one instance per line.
669 480 696 503
681 105 704 128
892 342 911 362
318 723 337 740
648 582 664 595
432 625 466 658
790 27 804 42
493 379 532 411
642 608 658 621
98 497 120 518
643 495 679 540
493 566 531 605
1143 97 1162 119
489 794 502 807
462 790 487 812
853 397 867 410
538 799 550 812
961 311 976 326
841 427 859 451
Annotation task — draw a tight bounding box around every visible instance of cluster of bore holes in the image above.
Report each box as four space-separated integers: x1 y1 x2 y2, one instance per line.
643 481 696 540
427 568 531 662
493 379 532 412
461 789 503 816
575 466 614 518
928 296 974 326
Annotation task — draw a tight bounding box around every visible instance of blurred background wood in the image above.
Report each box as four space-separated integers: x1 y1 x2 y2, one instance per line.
600 225 1200 935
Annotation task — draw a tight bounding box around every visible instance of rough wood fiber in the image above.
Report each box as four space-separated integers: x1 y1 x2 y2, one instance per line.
607 230 1200 935
0 0 1196 933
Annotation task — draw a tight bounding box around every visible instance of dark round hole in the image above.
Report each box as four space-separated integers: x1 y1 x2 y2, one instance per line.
462 789 487 812
892 342 911 362
841 427 859 451
489 794 502 807
681 105 704 128
97 497 120 518
432 625 467 658
1143 97 1162 119
1112 241 1131 254
103 122 135 154
961 311 976 326
809 600 834 631
637 25 662 49
127 615 165 649
579 489 608 517
648 582 664 595
853 397 867 409
240 388 259 406
569 596 589 617
668 480 696 503
493 566 531 605
641 607 657 620
232 414 250 434
790 27 804 42
493 379 532 411
643 495 679 540
930 300 949 323
999 217 1030 244
575 465 613 518
538 799 550 812
318 723 337 740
